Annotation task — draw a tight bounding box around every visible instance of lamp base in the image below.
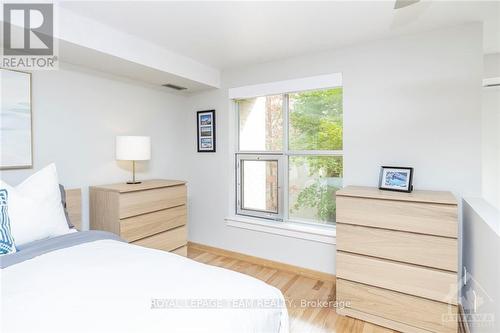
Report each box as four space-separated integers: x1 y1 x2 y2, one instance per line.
126 160 141 184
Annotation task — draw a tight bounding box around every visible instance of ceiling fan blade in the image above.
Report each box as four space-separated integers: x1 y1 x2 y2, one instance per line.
390 0 429 29
394 0 420 9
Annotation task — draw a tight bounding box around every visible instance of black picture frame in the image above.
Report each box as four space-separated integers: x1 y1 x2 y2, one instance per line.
197 110 216 153
378 166 414 193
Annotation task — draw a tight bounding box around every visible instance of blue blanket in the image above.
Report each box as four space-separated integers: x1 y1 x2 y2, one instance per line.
0 230 122 268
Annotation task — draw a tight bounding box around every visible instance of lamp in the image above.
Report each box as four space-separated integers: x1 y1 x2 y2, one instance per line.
116 136 151 184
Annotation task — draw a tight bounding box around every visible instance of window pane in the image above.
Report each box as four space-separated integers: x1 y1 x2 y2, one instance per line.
241 160 278 213
289 156 343 224
289 88 343 151
238 95 283 151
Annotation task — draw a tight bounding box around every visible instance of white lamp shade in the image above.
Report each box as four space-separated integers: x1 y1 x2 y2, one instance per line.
116 136 151 161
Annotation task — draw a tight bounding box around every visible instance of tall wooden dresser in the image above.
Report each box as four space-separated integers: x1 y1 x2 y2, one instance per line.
335 186 458 333
90 180 188 256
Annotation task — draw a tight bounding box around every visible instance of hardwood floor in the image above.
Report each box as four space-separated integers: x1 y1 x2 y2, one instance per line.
188 246 398 333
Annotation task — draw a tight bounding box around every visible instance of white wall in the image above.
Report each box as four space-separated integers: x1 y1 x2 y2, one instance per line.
481 53 500 209
185 24 483 274
0 62 189 229
462 199 500 333
484 53 500 78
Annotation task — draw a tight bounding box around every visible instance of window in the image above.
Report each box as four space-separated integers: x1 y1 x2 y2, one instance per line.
236 154 284 220
235 87 343 225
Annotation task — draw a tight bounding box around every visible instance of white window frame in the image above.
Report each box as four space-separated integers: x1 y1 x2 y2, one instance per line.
234 87 343 226
236 154 284 220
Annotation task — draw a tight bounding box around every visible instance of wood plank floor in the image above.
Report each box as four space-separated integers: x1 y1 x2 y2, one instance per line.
188 247 398 333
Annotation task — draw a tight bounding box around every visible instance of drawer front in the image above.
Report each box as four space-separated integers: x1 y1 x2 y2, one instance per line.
171 245 187 256
336 252 457 304
336 196 457 238
120 205 187 242
337 279 457 333
119 185 186 218
337 223 457 271
132 226 187 252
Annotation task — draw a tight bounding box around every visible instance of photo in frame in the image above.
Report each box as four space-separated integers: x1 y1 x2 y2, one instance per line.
0 68 33 170
197 110 216 152
378 166 414 192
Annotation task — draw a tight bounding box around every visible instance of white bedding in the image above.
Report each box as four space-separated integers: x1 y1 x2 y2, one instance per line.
1 240 289 333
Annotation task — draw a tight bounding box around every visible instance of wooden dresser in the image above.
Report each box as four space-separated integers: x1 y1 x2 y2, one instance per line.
90 179 188 256
335 186 458 333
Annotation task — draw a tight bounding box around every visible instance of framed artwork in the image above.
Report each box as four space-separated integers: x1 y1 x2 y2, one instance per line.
0 68 33 170
378 166 414 192
197 110 216 152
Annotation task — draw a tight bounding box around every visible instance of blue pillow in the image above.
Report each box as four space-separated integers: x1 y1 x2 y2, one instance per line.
0 189 16 255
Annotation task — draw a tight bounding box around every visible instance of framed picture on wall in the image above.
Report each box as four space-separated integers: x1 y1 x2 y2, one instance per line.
0 68 33 170
197 110 216 152
378 166 414 192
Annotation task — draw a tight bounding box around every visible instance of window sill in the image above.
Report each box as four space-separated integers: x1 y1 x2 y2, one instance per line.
224 215 336 244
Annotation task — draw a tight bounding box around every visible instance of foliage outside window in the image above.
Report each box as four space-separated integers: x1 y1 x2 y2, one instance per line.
236 87 343 225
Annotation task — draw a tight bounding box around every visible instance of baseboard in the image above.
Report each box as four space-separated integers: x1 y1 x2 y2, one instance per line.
188 241 335 282
458 304 471 333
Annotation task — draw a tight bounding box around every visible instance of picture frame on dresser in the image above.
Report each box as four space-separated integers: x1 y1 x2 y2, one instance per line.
378 166 413 193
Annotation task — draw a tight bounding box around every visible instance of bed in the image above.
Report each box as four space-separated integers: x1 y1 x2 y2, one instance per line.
0 188 289 333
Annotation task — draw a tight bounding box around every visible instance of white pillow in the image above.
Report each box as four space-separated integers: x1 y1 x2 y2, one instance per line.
0 163 70 246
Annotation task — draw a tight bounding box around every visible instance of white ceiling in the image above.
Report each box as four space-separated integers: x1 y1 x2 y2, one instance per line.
60 1 499 71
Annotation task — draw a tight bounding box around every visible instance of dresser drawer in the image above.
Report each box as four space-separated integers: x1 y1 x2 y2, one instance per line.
337 252 457 304
119 185 186 218
337 279 457 333
337 223 457 271
120 205 187 242
336 196 457 237
132 226 187 252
